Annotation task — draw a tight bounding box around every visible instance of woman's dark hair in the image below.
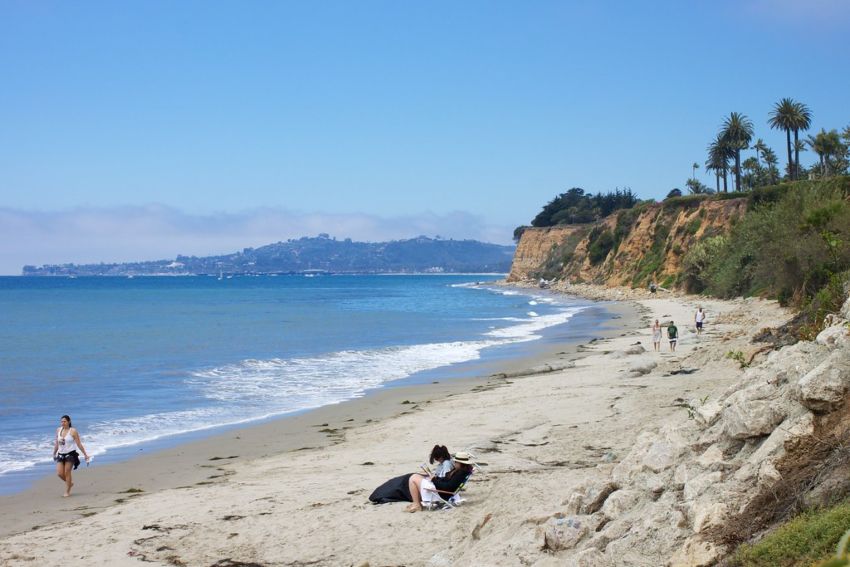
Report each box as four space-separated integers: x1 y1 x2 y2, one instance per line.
429 444 451 464
61 415 72 426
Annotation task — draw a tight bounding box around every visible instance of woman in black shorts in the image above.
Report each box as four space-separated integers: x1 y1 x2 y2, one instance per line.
53 415 91 497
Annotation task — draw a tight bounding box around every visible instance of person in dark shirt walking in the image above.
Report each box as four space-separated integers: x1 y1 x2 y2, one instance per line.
667 321 678 352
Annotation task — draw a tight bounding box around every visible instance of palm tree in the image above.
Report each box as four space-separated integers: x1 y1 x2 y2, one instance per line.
768 98 799 180
691 162 699 180
763 147 780 184
706 134 732 193
741 157 760 190
807 129 842 177
792 101 812 180
752 139 768 168
721 112 754 192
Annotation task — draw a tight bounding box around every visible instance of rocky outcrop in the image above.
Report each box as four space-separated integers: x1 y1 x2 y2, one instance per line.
543 297 850 566
508 226 585 282
508 198 746 288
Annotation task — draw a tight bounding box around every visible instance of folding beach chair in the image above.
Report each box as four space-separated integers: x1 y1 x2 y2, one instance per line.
421 471 473 511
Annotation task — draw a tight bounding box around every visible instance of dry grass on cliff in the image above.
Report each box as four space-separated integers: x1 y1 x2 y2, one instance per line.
716 399 850 565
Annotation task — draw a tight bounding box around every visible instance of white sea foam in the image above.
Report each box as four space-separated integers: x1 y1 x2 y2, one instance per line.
486 308 582 340
0 286 589 479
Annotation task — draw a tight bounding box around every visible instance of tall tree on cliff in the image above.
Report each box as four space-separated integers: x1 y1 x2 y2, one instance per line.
706 133 732 193
752 138 768 168
763 147 780 184
792 101 813 179
807 128 844 177
768 98 811 180
721 112 754 192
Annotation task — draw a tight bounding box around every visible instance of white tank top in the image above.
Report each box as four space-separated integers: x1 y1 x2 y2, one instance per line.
57 427 78 454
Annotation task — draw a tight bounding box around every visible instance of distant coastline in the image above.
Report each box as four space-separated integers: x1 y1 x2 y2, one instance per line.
22 235 515 276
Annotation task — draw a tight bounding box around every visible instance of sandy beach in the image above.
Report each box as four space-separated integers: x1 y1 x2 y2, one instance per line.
0 288 789 566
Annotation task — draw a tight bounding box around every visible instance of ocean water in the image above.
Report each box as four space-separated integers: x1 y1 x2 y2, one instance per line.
0 274 602 493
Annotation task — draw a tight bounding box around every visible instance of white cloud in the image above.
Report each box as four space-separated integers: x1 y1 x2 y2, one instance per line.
0 205 516 275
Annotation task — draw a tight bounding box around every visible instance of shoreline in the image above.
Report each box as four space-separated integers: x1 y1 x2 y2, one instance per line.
0 288 791 566
0 294 632 539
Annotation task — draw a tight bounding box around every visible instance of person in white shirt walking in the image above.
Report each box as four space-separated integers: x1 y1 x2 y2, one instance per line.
695 307 706 336
53 415 91 497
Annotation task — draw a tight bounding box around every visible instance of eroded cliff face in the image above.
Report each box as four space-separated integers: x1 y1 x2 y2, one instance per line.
508 198 747 288
507 226 585 282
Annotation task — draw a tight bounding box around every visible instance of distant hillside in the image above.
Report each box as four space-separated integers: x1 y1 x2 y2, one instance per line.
22 235 515 276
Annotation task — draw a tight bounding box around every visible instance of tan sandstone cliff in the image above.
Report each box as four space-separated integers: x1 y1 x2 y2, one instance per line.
508 197 747 288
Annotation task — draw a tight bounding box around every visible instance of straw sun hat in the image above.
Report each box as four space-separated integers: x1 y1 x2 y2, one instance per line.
452 451 475 464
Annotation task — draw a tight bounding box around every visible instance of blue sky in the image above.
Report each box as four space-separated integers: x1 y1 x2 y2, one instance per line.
1 0 849 273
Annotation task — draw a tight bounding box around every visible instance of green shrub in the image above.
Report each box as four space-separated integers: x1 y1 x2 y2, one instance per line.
702 179 850 301
534 228 589 280
730 499 850 567
681 235 729 292
631 222 671 286
513 225 530 242
686 218 702 235
797 272 849 340
714 191 748 201
749 183 790 207
588 229 615 265
662 194 709 210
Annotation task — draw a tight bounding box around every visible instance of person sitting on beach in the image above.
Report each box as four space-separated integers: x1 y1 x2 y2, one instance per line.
406 452 475 513
667 321 678 352
429 444 453 478
53 414 91 497
651 319 662 352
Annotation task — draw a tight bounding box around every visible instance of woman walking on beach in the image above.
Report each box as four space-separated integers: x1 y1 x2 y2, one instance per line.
53 415 90 497
651 319 662 352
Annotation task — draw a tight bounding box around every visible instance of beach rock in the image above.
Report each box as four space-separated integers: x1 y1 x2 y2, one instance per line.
842 296 850 320
600 489 642 520
583 518 632 552
797 351 850 412
628 360 657 376
564 481 619 515
731 416 802 483
693 400 722 428
683 471 722 502
785 411 816 439
641 440 678 473
669 537 722 567
816 324 850 349
722 399 786 439
574 548 610 567
673 463 702 488
691 501 728 533
624 344 646 355
543 516 589 551
427 552 452 567
696 445 724 468
758 460 782 486
612 431 656 484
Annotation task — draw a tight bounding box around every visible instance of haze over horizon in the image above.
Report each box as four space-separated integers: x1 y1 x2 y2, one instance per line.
2 0 849 274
